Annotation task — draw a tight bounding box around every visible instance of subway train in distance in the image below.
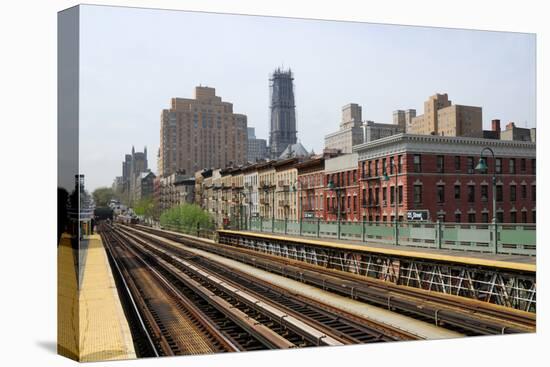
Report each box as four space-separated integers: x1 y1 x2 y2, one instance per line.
116 214 139 225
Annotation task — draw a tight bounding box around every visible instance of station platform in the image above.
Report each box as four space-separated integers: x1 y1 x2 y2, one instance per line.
58 233 136 361
219 230 535 272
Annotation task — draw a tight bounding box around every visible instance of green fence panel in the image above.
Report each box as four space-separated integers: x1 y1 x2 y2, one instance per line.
301 220 318 236
231 217 535 256
499 225 536 245
287 221 300 235
273 219 285 234
340 222 362 238
319 221 338 238
364 223 394 238
262 219 272 232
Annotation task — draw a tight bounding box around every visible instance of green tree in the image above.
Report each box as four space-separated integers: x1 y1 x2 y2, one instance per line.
134 196 155 218
92 187 115 207
160 203 214 234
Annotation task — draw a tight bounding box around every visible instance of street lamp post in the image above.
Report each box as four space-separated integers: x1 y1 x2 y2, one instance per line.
247 185 253 230
327 180 342 239
383 163 399 246
475 147 498 254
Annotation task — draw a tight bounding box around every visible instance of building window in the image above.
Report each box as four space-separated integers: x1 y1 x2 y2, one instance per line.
481 185 488 202
382 215 386 222
467 157 474 174
413 154 422 173
375 187 380 205
533 210 536 223
481 212 489 223
496 212 504 223
468 213 476 223
390 157 394 174
510 211 517 223
374 160 379 176
367 161 372 177
390 186 395 205
510 185 516 201
495 158 502 174
437 185 445 203
414 185 422 204
454 185 461 199
382 187 387 203
532 159 536 174
436 155 444 173
496 185 503 202
398 155 402 173
522 211 527 223
454 156 461 171
521 158 526 172
521 184 527 199
455 213 461 223
467 185 475 203
368 188 373 205
362 188 367 206
532 185 536 201
398 185 403 204
509 159 516 174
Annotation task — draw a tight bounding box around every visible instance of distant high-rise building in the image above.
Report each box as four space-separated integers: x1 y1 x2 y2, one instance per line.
361 120 405 143
159 86 248 178
501 122 536 142
269 68 297 159
408 93 482 137
247 127 268 162
122 146 149 204
324 103 364 153
393 109 416 131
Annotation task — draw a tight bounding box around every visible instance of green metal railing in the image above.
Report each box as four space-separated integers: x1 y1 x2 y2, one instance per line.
241 218 536 256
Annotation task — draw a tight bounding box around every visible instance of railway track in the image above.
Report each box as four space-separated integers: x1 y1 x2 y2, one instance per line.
101 223 415 357
114 225 416 343
101 228 256 357
129 224 535 336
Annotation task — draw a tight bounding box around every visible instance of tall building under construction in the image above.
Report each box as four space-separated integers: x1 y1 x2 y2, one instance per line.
269 68 297 159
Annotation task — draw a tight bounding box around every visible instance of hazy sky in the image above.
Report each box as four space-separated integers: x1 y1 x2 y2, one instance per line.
79 5 536 191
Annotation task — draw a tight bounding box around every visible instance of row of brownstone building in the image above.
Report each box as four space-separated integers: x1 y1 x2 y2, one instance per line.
194 133 536 226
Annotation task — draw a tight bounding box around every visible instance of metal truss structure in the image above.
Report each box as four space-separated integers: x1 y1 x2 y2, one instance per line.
219 233 536 313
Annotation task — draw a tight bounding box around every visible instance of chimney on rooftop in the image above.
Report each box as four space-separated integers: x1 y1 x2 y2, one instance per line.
491 119 501 139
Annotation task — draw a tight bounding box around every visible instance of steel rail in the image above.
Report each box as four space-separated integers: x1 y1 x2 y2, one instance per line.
118 225 421 341
109 228 294 351
130 224 535 335
113 227 346 347
101 228 161 357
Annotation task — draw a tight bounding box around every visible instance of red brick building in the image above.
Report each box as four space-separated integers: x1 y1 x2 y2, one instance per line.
324 153 361 221
354 134 536 223
296 157 326 219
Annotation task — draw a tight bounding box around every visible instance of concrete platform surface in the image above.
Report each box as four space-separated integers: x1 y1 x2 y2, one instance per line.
58 234 136 362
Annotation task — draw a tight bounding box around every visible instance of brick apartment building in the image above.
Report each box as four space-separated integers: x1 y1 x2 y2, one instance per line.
324 153 361 221
354 133 536 224
296 157 325 220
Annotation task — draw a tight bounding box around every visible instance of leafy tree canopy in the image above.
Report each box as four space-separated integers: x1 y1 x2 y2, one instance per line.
92 187 115 207
134 196 155 218
160 203 214 232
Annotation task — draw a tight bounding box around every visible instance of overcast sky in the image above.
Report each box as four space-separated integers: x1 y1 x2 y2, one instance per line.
79 5 536 191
